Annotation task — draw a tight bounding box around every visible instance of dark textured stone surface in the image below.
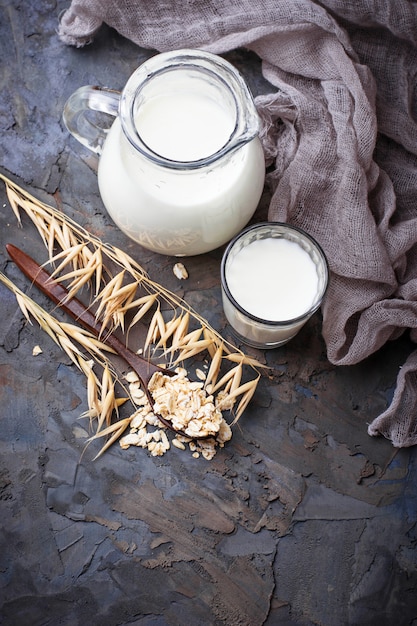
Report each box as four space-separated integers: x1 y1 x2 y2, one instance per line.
1 2 417 625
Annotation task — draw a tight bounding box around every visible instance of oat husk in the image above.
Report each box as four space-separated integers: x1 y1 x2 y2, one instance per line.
0 173 263 459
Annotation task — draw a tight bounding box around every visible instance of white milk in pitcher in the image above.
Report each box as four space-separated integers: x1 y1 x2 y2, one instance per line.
97 83 265 256
135 91 235 161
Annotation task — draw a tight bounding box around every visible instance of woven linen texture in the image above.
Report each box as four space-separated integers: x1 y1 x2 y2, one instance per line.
59 0 417 447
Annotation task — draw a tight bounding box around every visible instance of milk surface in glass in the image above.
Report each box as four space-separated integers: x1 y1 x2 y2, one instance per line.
221 225 328 348
97 72 265 256
226 238 319 321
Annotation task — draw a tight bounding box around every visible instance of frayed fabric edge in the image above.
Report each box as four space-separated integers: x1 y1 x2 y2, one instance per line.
57 29 94 47
58 8 102 47
368 351 417 448
367 419 417 448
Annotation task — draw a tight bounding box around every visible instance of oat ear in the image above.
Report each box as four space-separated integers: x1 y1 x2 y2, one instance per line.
1 173 262 458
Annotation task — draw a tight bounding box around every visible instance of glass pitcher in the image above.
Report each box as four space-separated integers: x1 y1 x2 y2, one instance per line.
63 49 265 256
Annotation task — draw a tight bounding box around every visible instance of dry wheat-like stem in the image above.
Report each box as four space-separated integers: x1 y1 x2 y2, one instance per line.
0 173 264 457
0 270 128 439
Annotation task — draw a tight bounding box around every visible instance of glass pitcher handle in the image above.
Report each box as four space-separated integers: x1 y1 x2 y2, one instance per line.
62 86 121 155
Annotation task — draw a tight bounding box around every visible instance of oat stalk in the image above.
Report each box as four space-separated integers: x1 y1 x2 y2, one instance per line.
1 173 265 456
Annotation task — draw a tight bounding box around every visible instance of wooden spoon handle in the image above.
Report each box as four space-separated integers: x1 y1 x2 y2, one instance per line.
6 243 163 380
6 244 209 440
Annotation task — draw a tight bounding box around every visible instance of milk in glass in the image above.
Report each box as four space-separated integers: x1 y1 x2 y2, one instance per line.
221 223 329 348
226 238 319 321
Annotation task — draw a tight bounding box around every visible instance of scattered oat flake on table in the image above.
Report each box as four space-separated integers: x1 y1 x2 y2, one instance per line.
173 262 188 279
32 345 43 356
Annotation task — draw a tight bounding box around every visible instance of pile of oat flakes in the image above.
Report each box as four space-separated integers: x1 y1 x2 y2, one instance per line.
120 367 232 460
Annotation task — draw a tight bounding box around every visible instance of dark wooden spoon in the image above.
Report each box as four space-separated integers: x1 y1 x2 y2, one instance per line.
6 243 207 439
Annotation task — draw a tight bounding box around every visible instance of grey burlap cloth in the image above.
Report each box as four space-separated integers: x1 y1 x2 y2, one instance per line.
59 0 417 447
